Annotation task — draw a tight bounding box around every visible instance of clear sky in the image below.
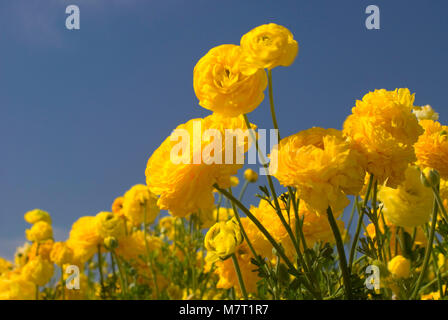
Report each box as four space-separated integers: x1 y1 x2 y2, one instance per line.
1 0 447 260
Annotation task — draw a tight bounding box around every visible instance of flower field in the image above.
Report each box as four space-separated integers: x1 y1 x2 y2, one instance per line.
1 23 448 300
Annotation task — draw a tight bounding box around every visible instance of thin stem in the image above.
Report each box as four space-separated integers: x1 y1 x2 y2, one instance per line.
97 245 105 298
410 196 439 299
143 202 159 299
111 251 127 297
344 196 358 243
231 253 249 300
238 180 250 202
349 174 374 271
267 69 281 141
60 265 65 300
326 206 352 299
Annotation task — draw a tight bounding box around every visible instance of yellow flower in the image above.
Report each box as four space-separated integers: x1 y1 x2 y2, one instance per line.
230 176 239 187
95 211 125 240
0 275 36 300
28 239 54 261
240 23 298 72
21 256 54 287
204 219 243 263
24 209 52 224
421 287 445 300
388 255 411 279
0 258 12 275
244 168 258 183
378 166 433 228
343 88 423 187
122 184 160 226
111 196 124 217
66 216 102 264
415 120 448 179
269 127 365 213
193 44 267 117
25 221 53 242
210 217 265 294
146 113 255 217
413 105 439 121
50 242 73 266
14 242 31 268
115 230 162 263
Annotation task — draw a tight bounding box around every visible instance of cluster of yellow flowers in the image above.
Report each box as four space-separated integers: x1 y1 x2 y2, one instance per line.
2 23 448 300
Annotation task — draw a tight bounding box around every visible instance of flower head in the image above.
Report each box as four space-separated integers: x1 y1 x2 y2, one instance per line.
66 216 102 264
25 221 53 242
193 44 267 117
343 88 423 187
111 196 124 217
146 114 254 217
204 218 243 263
240 23 298 72
413 105 439 121
269 127 365 213
50 242 74 266
24 209 52 225
414 120 448 179
21 256 54 287
244 168 258 183
378 166 434 228
96 211 125 240
388 255 411 279
122 184 160 226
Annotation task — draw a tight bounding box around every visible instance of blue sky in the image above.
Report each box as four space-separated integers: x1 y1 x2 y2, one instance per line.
1 0 447 260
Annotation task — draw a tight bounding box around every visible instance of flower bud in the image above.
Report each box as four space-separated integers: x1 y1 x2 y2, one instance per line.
104 236 118 250
421 168 440 188
244 169 258 183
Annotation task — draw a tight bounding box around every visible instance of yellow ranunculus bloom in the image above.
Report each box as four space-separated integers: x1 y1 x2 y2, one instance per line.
415 119 448 179
28 239 54 261
204 218 243 263
111 196 124 217
240 23 298 72
269 127 365 213
122 184 160 226
0 275 36 300
146 113 255 217
96 211 125 240
21 256 54 287
388 255 411 279
193 44 267 117
50 242 74 266
24 209 52 225
66 216 102 264
412 105 439 121
25 221 53 242
0 258 12 275
230 176 239 187
378 166 433 228
343 88 423 187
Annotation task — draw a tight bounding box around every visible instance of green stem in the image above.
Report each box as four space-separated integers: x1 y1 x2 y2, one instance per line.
111 251 127 297
97 245 105 298
267 69 281 141
143 202 159 299
349 174 374 271
326 206 352 299
60 265 65 300
231 254 249 300
238 180 250 202
410 196 439 299
344 196 358 243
